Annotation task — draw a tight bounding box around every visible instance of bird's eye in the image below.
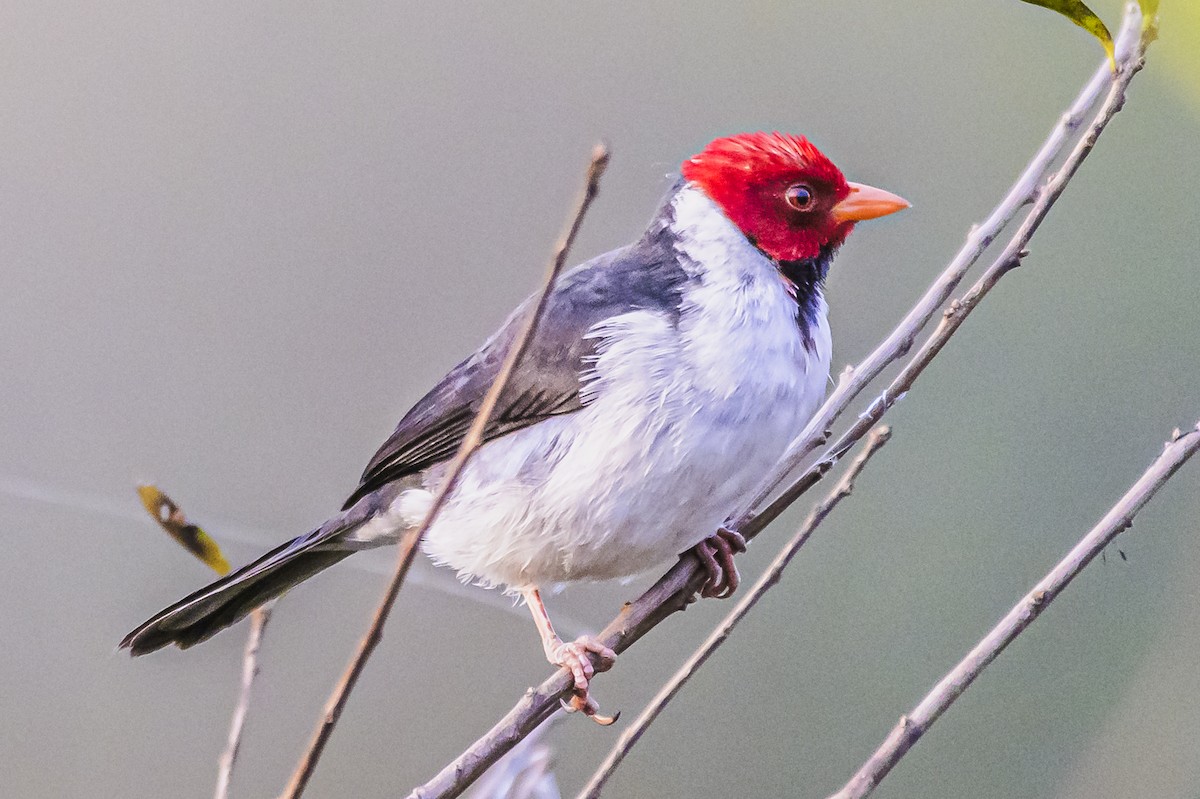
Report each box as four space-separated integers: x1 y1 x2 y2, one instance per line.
785 184 815 211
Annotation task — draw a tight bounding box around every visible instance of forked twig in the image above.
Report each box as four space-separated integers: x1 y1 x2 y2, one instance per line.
739 2 1147 518
753 0 1149 531
278 143 610 799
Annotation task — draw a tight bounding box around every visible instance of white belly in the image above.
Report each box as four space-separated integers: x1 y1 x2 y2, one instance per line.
397 186 832 589
415 313 828 588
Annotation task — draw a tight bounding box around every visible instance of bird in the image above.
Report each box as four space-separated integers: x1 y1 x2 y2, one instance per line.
121 131 908 720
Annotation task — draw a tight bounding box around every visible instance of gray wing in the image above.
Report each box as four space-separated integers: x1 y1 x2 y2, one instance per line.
343 221 685 510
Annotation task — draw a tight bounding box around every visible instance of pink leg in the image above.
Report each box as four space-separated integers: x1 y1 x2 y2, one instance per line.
691 525 747 599
521 587 618 725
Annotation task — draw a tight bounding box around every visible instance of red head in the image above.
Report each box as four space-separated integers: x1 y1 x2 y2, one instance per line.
681 132 908 262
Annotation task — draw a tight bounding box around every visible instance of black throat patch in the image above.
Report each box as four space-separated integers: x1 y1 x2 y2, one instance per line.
777 245 836 352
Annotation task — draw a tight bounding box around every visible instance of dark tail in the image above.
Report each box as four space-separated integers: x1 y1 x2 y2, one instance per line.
121 513 364 656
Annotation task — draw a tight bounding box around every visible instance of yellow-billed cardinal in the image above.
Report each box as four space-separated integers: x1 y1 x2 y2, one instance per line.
121 132 908 719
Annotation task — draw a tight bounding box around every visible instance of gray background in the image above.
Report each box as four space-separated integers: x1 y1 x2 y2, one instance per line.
3 1 1199 797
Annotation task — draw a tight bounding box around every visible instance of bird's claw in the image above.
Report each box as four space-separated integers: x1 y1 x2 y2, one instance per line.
561 693 621 726
550 635 618 725
718 525 748 553
692 525 746 599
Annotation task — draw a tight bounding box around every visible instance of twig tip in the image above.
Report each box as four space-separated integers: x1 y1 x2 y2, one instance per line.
588 143 611 180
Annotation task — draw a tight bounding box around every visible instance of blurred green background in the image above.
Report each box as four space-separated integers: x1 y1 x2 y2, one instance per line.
2 1 1198 797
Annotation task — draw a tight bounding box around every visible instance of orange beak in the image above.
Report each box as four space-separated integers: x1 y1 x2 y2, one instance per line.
830 181 910 223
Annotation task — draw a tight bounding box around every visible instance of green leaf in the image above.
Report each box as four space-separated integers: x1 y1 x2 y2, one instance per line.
1139 0 1160 37
137 484 231 575
1019 0 1116 67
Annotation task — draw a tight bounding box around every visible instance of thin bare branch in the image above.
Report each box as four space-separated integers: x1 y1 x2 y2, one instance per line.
406 7 1151 798
278 143 610 799
738 1 1146 518
828 422 1200 799
578 426 893 799
754 0 1150 528
215 604 273 799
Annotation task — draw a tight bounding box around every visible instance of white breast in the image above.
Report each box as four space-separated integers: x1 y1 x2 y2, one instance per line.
416 187 832 589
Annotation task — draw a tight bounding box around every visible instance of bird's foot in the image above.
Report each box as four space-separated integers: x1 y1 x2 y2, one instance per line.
550 635 618 725
692 525 747 599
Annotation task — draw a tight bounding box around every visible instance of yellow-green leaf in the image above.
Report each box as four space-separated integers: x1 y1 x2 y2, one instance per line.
1139 0 1160 36
137 485 231 575
1019 0 1116 68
